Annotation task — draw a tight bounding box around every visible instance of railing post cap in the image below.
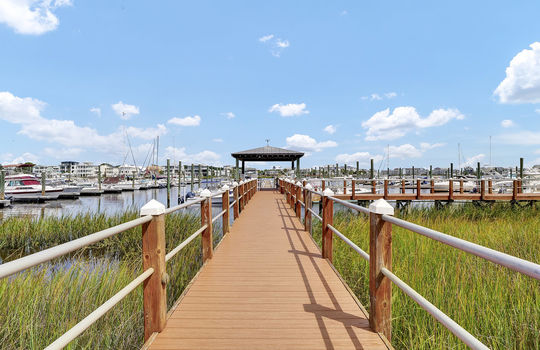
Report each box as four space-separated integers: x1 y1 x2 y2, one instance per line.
323 188 334 196
305 183 313 190
369 199 394 215
140 199 166 216
232 181 238 187
221 184 230 190
200 188 212 197
295 181 302 186
239 180 245 184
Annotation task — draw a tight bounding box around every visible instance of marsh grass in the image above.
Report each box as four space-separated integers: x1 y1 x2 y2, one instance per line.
313 202 540 349
0 209 224 349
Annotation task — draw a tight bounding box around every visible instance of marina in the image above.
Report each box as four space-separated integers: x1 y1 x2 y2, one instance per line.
2 2 540 348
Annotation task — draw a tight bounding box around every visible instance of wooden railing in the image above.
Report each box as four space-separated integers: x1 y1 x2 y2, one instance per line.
0 179 258 349
297 177 536 202
279 178 540 350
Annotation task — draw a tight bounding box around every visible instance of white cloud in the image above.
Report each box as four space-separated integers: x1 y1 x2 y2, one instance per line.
0 0 71 35
494 42 540 103
340 10 348 16
259 34 274 42
43 147 82 159
269 103 309 117
389 144 422 158
163 146 221 165
323 124 337 134
259 35 290 57
463 154 485 167
125 124 167 140
285 134 337 153
212 138 223 143
361 106 464 141
90 107 101 117
420 142 445 151
0 91 44 123
221 112 235 119
1 152 39 164
167 115 201 127
335 152 382 164
501 119 515 128
112 101 140 120
0 91 167 157
276 39 290 48
361 92 397 101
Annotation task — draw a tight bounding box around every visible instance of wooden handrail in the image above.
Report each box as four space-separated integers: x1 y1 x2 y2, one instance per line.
279 178 540 349
1 178 259 348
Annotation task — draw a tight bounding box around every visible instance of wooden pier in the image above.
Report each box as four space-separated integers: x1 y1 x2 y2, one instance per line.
147 191 389 350
1 178 538 349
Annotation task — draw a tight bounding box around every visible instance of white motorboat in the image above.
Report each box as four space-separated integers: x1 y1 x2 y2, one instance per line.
434 180 476 192
4 174 63 198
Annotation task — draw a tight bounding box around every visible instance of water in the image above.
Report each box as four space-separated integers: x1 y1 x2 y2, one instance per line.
0 185 227 220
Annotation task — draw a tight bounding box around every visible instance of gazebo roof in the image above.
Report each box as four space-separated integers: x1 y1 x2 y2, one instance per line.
231 145 304 162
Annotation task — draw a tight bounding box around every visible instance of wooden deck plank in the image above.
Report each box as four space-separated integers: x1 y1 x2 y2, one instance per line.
148 190 389 350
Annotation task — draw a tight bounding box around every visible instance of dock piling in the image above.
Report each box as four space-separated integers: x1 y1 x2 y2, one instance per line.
41 172 46 196
0 170 4 200
166 159 171 208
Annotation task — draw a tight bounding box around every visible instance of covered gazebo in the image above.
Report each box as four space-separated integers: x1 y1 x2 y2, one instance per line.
231 145 304 177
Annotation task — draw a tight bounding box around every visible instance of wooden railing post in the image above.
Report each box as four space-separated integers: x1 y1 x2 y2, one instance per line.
304 184 313 234
295 182 302 218
460 179 464 194
488 180 493 195
371 180 377 194
430 179 435 194
416 179 421 200
233 182 239 219
0 170 5 200
140 200 167 341
480 180 485 201
222 185 230 234
352 180 356 200
239 181 245 212
322 188 334 262
368 199 394 342
512 180 518 201
448 179 454 201
200 189 213 262
401 180 405 194
384 180 388 198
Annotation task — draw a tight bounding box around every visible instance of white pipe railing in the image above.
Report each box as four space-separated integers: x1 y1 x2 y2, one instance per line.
280 177 540 349
44 267 155 350
327 224 369 262
380 267 490 350
165 225 207 262
382 214 540 281
0 215 153 279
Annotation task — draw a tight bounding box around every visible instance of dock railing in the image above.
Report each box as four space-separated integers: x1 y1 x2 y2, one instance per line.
300 177 536 202
0 179 258 349
279 178 540 350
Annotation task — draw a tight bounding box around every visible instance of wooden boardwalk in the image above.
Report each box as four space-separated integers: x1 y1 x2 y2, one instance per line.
148 190 390 350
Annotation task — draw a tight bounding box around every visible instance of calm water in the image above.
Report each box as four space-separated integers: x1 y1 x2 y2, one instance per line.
0 185 228 220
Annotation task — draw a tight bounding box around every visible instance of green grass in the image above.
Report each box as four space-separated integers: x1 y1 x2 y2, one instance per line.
313 203 540 349
0 210 224 349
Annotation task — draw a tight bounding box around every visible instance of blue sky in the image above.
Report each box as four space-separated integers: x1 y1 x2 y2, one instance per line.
1 1 540 169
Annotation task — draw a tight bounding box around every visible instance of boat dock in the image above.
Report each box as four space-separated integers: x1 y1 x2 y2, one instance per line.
0 178 538 349
148 190 389 350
